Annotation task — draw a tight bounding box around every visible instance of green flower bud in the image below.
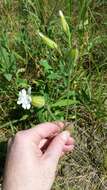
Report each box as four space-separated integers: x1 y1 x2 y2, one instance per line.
38 32 58 50
31 96 45 108
59 10 70 35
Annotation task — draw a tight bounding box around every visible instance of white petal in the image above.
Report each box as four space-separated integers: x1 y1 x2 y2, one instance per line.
17 100 21 105
21 89 27 96
26 103 31 109
19 91 22 96
17 88 32 110
22 103 27 109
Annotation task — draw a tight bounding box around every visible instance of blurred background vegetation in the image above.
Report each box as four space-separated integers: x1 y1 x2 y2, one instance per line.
0 0 107 189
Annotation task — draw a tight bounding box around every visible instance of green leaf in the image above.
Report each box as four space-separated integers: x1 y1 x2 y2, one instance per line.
4 73 12 81
13 51 26 64
51 99 79 108
47 73 60 80
40 60 52 72
16 78 28 88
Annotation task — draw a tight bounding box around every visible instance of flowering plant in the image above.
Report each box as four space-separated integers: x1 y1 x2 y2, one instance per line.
17 87 45 110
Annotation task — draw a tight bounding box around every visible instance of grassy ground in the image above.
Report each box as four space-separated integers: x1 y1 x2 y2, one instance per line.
0 0 107 189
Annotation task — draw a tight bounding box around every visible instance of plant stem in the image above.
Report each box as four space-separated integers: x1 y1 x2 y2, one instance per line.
65 67 72 121
46 104 56 121
68 0 72 18
65 31 72 122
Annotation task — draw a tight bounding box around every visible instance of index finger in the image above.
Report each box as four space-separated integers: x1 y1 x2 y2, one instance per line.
24 122 64 144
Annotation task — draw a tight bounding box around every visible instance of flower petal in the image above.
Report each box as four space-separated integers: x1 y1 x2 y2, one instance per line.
21 89 27 96
17 100 21 105
26 103 31 109
22 103 27 109
17 88 31 109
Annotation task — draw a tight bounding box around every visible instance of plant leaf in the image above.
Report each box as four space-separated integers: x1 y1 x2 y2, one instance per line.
4 73 12 81
51 99 79 108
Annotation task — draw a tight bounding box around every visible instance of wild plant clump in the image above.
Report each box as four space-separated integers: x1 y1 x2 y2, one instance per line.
0 0 107 189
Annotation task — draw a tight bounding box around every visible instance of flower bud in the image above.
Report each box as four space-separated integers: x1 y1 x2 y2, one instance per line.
31 96 45 108
59 10 70 35
38 32 58 50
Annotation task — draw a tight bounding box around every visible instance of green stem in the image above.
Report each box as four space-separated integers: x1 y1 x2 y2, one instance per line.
68 32 71 48
73 88 77 122
46 104 56 121
68 0 72 18
65 30 72 121
0 119 20 129
65 68 72 121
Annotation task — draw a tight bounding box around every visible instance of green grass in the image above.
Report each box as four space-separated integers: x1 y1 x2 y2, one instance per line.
0 0 107 189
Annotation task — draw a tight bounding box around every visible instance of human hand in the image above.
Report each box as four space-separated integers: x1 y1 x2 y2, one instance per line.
3 122 75 190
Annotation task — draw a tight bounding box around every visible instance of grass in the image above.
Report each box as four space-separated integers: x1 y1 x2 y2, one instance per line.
0 0 107 189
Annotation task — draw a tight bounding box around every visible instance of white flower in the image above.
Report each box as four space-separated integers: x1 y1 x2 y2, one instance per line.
17 87 32 109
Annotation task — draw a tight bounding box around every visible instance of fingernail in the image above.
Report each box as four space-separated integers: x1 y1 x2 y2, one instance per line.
61 131 70 141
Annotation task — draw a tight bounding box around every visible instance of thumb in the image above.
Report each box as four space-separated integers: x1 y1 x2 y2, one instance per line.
43 131 70 165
